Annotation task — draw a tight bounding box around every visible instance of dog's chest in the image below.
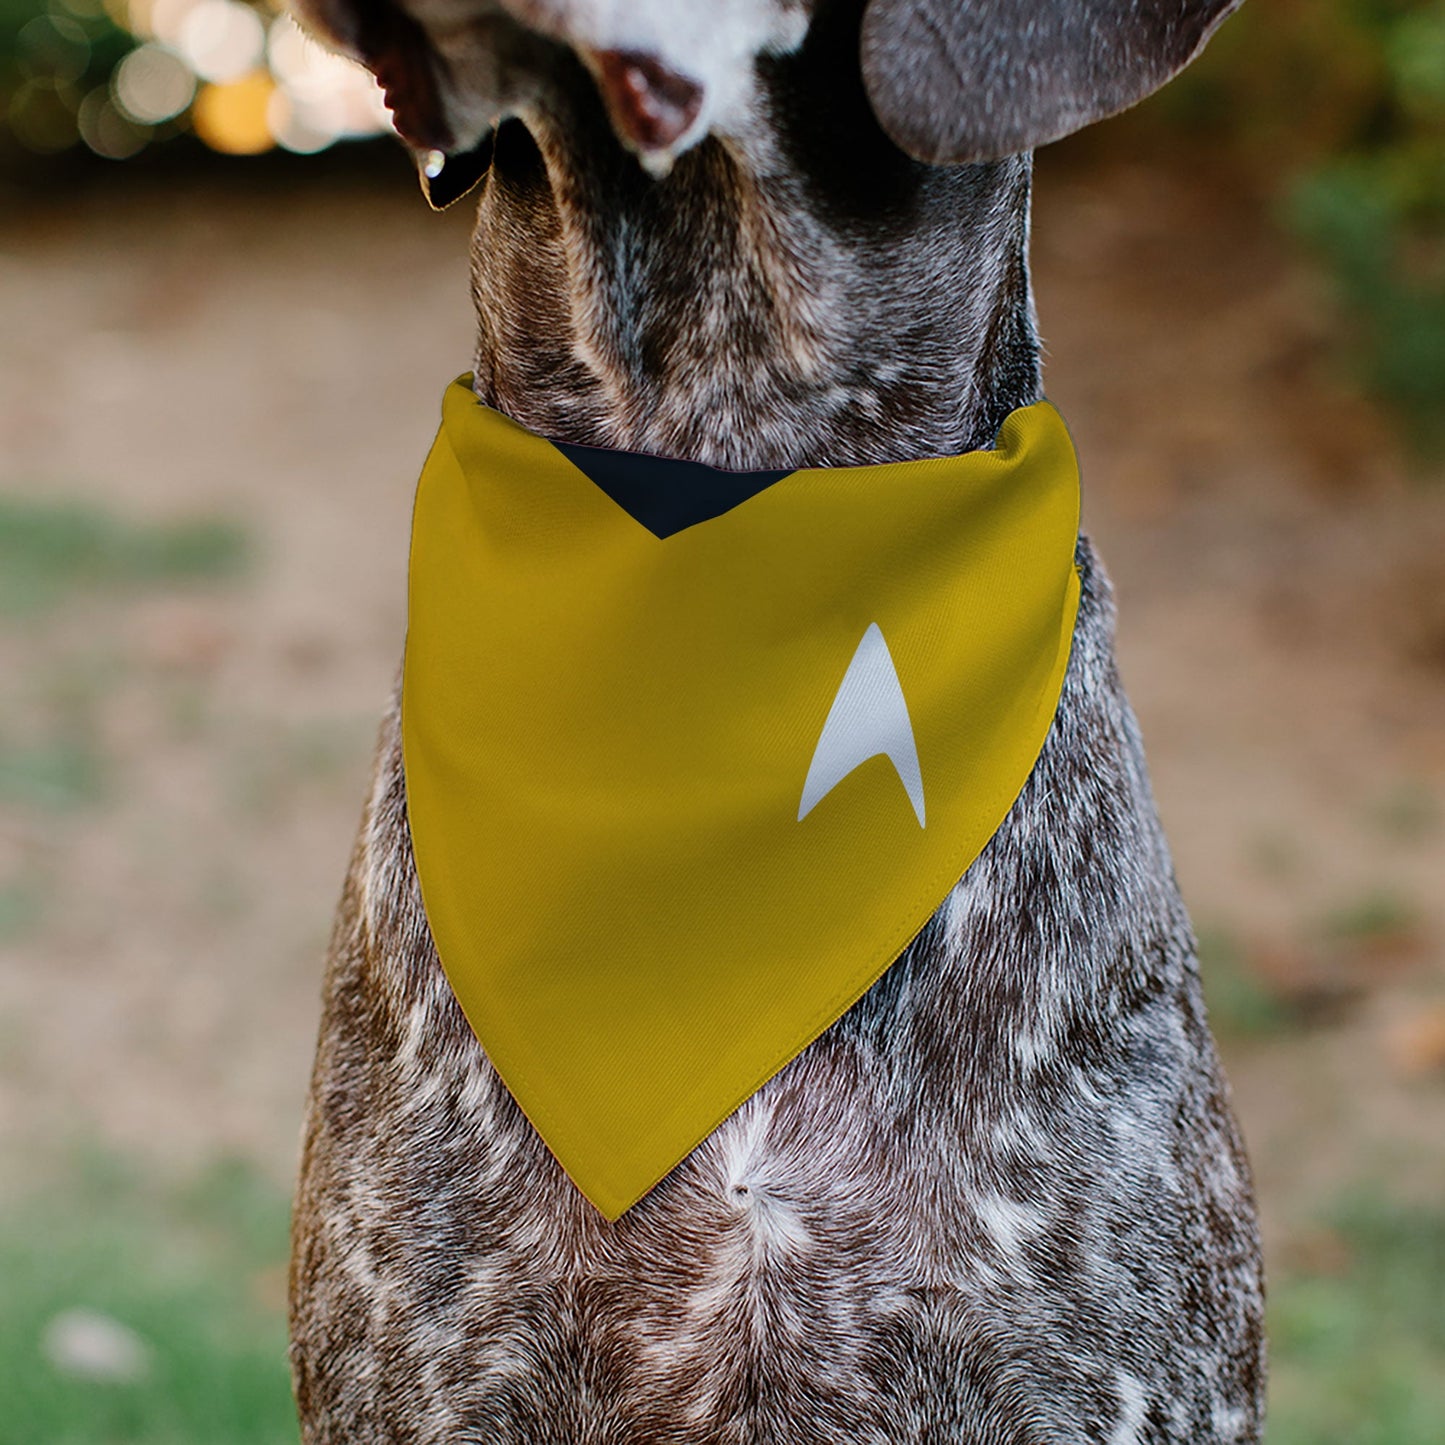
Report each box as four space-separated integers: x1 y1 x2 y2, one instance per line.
290 540 1264 1443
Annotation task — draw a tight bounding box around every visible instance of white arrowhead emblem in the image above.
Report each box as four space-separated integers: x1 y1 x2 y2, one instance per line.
798 623 925 827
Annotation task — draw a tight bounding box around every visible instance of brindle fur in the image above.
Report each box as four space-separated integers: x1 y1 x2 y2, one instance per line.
287 0 1266 1439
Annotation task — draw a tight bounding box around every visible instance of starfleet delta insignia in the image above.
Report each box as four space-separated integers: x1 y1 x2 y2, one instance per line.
401 374 1083 1219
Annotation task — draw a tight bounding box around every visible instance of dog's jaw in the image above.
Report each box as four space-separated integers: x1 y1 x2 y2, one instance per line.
291 0 813 178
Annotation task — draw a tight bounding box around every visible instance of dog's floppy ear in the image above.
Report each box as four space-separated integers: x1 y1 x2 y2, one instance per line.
860 0 1244 165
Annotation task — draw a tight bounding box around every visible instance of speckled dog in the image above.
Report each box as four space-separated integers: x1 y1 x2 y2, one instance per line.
286 0 1266 1439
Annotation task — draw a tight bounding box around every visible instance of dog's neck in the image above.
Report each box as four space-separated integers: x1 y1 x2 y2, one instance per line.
463 24 1042 471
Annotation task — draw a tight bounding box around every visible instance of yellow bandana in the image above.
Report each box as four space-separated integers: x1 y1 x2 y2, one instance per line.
403 375 1081 1219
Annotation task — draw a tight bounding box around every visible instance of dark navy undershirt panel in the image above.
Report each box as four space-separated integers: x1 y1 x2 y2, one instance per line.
551 439 797 539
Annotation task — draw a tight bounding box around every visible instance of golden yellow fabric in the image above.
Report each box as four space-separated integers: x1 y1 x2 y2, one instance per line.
402 375 1081 1219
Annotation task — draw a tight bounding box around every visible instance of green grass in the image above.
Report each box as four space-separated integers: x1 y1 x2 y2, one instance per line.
1369 785 1442 844
0 493 250 618
1320 890 1423 948
224 716 377 822
0 732 107 811
1198 924 1294 1039
0 1154 298 1445
0 872 44 941
0 492 254 816
1267 1192 1445 1444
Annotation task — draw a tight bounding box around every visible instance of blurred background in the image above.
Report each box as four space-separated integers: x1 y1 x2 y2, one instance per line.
1 0 1443 1440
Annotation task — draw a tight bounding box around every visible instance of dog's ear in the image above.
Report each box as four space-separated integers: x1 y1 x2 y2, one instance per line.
860 0 1244 165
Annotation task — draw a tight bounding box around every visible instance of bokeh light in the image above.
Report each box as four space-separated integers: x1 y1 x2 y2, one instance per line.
190 67 273 153
266 13 391 152
2 0 395 160
9 75 81 152
112 42 193 123
76 84 149 156
18 13 91 84
175 0 265 84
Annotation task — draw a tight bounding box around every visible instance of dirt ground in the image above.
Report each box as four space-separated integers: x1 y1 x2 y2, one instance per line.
1 145 1442 1273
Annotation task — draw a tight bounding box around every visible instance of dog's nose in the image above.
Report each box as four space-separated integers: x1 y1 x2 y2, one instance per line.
591 49 704 153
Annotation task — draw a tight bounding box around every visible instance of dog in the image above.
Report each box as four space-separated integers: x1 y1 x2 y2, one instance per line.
286 1 1267 1440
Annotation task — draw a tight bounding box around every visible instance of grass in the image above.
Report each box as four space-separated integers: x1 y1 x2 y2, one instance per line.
0 1153 298 1445
0 873 44 941
1369 785 1442 844
1266 1192 1445 1444
223 716 378 823
1320 890 1423 949
0 493 250 618
0 732 107 811
0 491 255 819
1198 924 1293 1038
1197 884 1431 1041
